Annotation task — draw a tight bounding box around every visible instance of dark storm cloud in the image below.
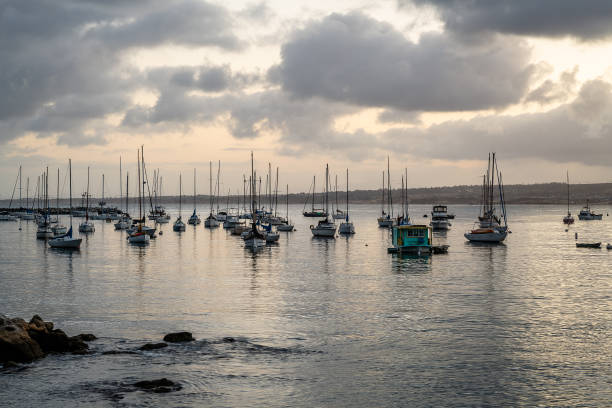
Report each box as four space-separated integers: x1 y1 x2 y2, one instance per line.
405 0 612 40
0 0 240 145
384 79 612 166
276 12 535 112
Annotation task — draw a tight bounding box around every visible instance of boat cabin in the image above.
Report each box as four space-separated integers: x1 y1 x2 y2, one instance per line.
389 224 432 254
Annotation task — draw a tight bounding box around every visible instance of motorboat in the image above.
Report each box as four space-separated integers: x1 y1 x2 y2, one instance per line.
578 200 602 220
430 205 451 230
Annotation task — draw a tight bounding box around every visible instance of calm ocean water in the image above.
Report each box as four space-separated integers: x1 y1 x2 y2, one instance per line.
1 204 611 407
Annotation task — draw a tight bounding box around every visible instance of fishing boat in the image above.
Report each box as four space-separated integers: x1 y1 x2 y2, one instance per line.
303 175 328 217
277 184 294 231
377 157 394 227
49 159 82 249
204 161 219 228
310 164 336 238
577 200 602 220
244 152 265 249
563 171 574 224
188 168 201 225
78 167 95 233
173 173 186 232
388 224 433 255
465 153 508 243
430 205 451 230
576 242 601 248
338 169 355 234
128 147 151 244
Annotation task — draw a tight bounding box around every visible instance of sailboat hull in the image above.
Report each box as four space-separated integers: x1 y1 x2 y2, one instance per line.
49 237 82 249
464 229 507 242
338 222 355 234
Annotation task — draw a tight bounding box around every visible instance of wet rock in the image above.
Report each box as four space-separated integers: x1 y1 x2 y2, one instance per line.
102 350 139 355
222 337 236 343
0 317 44 363
2 360 19 369
139 342 168 351
29 328 88 354
73 333 97 342
163 332 194 343
133 378 182 393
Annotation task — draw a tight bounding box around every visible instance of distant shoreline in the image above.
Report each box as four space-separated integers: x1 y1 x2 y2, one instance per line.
2 182 611 206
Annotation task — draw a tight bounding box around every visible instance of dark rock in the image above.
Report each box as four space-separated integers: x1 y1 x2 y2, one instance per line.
2 360 19 368
222 337 236 343
133 378 181 393
163 332 194 343
139 342 168 351
102 350 139 355
0 318 44 363
74 333 97 342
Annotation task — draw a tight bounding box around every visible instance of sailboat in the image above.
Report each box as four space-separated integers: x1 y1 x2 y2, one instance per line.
243 152 266 249
78 167 95 233
465 153 508 242
151 171 170 224
277 184 294 231
303 175 327 217
21 177 35 220
36 169 54 239
338 169 355 234
128 147 151 244
115 157 131 230
310 164 337 237
188 168 201 225
173 173 186 231
332 174 345 220
49 159 82 249
204 161 219 228
563 171 574 224
377 157 393 227
51 168 67 236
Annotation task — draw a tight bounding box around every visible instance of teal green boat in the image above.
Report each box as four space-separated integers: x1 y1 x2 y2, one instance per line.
388 224 448 255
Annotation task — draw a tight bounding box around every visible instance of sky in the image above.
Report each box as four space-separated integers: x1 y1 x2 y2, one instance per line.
2 0 612 199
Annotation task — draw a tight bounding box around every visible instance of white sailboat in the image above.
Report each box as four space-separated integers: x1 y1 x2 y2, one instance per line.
78 167 95 233
204 161 219 228
332 174 345 220
188 168 201 225
51 168 67 236
244 152 266 249
128 146 150 244
173 173 186 232
377 157 393 228
115 157 131 230
277 184 294 231
36 168 54 239
338 169 355 234
310 164 337 238
465 153 508 243
49 159 82 249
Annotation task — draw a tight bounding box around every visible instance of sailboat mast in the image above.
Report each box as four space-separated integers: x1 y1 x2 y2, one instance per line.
216 161 221 214
325 164 329 215
193 168 196 211
567 171 570 214
335 174 338 214
26 177 29 210
126 172 129 216
69 159 72 226
275 167 279 217
19 165 22 209
179 173 182 216
286 184 289 220
119 157 123 212
346 168 349 215
137 150 141 222
56 168 59 219
387 156 391 217
86 167 90 221
381 171 385 214
312 176 316 212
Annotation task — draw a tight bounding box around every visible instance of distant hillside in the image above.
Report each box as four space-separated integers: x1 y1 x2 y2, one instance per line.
4 182 611 208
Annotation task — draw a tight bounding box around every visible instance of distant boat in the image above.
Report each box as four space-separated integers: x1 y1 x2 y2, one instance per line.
576 242 601 248
78 167 95 233
244 152 265 249
204 161 219 228
578 199 602 220
563 171 574 225
277 184 294 232
338 168 355 235
128 146 150 244
51 168 67 236
37 168 54 239
49 159 82 249
303 175 328 217
188 168 201 225
377 157 393 228
173 173 186 232
310 164 336 238
332 174 345 220
114 158 131 230
465 153 508 243
430 205 451 230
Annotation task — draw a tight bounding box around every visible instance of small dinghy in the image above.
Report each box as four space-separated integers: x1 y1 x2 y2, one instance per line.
606 243 612 250
576 242 601 248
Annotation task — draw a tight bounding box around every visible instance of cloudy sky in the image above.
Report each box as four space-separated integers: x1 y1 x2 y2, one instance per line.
2 0 612 199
